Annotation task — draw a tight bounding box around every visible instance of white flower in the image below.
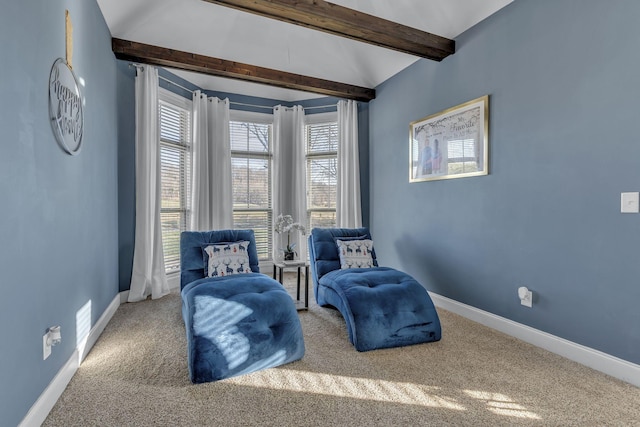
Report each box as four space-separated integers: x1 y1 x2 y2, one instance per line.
274 214 306 235
274 214 306 253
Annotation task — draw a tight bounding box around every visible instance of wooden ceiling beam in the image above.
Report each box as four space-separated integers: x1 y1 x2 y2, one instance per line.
202 0 455 61
112 38 375 102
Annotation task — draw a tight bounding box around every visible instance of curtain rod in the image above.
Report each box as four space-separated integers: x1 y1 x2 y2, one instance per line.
134 66 339 111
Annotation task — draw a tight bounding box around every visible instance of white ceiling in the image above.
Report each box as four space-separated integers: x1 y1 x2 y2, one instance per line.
97 0 512 101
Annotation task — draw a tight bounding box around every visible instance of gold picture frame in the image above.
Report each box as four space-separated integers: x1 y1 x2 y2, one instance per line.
410 95 489 182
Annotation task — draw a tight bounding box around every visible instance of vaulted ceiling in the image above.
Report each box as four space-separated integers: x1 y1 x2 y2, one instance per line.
98 0 513 101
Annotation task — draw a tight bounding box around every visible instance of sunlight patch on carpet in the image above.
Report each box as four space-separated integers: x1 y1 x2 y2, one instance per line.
228 369 465 410
464 390 541 419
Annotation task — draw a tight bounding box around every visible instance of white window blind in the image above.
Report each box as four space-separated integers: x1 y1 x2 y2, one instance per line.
306 120 338 230
448 138 476 160
159 92 191 274
230 120 272 260
447 138 479 174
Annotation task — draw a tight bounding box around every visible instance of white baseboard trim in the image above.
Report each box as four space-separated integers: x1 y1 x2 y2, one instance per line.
429 291 640 388
119 284 179 305
167 274 180 292
19 293 122 427
79 294 120 363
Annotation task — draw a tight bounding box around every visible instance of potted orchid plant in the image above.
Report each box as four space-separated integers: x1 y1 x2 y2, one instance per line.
274 214 306 261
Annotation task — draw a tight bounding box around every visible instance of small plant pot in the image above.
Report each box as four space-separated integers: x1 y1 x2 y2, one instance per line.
284 251 295 261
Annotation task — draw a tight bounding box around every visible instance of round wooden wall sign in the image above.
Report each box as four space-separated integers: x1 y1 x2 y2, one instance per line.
49 58 84 155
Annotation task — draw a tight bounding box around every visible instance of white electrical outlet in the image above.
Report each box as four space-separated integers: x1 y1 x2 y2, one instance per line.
43 333 51 360
518 286 533 308
521 290 533 307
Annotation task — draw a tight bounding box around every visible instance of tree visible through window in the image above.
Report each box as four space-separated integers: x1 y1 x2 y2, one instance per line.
306 120 338 230
230 120 272 260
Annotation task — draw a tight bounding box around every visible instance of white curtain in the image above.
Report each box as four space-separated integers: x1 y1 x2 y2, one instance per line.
273 105 307 260
190 91 232 231
129 65 170 302
337 100 362 228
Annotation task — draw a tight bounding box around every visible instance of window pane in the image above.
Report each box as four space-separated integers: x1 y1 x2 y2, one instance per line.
447 138 478 174
159 96 191 274
230 121 270 153
160 103 190 145
230 119 272 260
233 210 272 260
161 211 184 273
232 157 270 209
448 138 477 160
308 211 336 229
307 122 338 153
307 157 336 209
161 144 186 210
306 120 338 232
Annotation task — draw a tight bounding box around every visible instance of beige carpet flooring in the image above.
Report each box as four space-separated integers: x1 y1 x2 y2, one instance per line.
44 274 640 426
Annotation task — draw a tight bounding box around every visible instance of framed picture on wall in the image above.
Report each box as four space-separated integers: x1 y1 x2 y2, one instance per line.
410 95 489 182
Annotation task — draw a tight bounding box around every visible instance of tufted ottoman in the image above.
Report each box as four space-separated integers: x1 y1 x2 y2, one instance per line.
180 229 304 383
181 274 305 383
318 267 441 351
309 227 441 352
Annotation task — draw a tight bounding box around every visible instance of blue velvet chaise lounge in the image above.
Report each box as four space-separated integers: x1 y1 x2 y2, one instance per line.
180 229 305 383
308 227 441 352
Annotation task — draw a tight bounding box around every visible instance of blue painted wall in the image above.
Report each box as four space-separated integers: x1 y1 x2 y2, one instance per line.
369 0 640 364
0 1 118 425
116 61 136 293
